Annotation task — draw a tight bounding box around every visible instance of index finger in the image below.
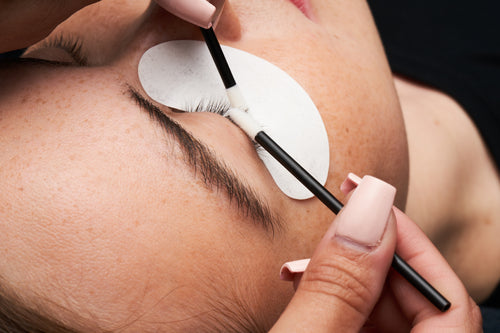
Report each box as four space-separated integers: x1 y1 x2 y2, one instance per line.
390 207 482 330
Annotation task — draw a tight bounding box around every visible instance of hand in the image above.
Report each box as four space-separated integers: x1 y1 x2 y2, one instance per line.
154 0 225 28
0 0 224 54
272 174 482 332
0 0 99 53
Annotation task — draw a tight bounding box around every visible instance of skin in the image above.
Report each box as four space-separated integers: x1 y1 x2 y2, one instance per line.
0 0 496 330
396 77 500 301
0 0 100 53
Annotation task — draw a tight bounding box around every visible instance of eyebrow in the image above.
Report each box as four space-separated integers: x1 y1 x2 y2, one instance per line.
127 87 283 236
0 56 283 234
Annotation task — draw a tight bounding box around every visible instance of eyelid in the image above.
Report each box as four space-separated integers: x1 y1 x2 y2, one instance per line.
25 34 88 66
177 97 265 150
127 86 283 235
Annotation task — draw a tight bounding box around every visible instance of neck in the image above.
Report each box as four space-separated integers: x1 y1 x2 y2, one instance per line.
394 76 500 302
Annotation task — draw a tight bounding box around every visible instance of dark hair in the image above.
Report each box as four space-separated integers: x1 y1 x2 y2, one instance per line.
0 280 267 333
0 283 80 333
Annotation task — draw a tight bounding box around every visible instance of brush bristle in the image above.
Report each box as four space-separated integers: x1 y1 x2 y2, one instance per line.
225 108 262 139
226 85 249 111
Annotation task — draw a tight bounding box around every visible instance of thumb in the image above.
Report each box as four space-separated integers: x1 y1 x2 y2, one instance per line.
271 176 397 332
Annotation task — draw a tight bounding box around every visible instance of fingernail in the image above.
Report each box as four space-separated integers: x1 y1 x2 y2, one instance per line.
280 259 310 281
210 0 226 28
340 172 362 195
158 0 216 28
335 176 396 246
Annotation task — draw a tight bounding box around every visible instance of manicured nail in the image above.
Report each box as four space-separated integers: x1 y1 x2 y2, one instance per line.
210 0 226 28
280 259 310 281
157 0 216 28
335 176 396 246
340 172 362 195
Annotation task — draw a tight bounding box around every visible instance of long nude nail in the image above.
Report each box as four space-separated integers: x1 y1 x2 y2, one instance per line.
280 259 310 281
340 172 362 195
157 0 216 28
335 176 396 246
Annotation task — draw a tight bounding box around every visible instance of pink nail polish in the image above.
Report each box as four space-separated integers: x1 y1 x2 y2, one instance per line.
280 259 310 281
210 0 226 28
157 0 216 28
335 176 396 246
340 172 362 195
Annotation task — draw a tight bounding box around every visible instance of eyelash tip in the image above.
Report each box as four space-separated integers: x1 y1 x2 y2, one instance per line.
183 97 230 116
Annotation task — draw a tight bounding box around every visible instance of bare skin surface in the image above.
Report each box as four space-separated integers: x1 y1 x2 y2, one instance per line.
0 0 496 330
395 76 500 301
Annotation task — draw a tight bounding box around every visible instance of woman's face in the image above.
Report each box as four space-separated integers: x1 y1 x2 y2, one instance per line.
0 0 408 330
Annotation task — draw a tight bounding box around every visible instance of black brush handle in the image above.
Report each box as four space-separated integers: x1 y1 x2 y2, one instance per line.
200 27 236 89
255 131 451 312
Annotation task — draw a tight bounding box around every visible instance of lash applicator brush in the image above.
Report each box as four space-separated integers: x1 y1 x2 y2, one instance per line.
200 27 248 111
200 27 451 312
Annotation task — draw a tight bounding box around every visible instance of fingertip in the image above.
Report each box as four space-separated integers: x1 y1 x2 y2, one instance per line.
340 172 362 195
156 0 216 28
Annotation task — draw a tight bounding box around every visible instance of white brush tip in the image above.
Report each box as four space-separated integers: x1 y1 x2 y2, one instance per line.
225 108 262 139
226 85 249 111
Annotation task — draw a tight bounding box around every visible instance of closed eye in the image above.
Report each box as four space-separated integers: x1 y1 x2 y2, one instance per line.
176 97 264 152
22 34 88 66
173 97 231 116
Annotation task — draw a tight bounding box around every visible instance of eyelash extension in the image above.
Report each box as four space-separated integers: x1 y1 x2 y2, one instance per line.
41 34 88 66
183 97 263 151
182 97 231 116
253 140 264 153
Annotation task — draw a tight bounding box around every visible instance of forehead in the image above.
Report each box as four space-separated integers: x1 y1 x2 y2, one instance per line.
0 64 152 146
0 63 176 197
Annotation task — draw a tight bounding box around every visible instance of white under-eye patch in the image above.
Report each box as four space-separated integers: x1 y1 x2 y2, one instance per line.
138 40 330 200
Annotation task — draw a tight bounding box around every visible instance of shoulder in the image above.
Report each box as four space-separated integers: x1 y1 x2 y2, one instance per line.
394 75 500 302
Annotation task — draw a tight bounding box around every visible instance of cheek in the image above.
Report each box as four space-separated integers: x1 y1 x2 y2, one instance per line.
227 34 408 201
288 42 409 206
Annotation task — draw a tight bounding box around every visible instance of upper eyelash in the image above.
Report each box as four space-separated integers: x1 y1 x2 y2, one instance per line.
182 97 231 116
179 97 263 150
40 34 88 66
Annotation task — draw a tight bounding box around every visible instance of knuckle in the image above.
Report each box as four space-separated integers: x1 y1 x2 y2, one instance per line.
299 256 374 315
